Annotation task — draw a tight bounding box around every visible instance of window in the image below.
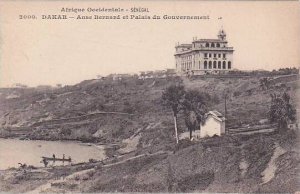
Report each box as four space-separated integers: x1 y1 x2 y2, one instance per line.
211 43 215 48
204 53 207 58
214 54 216 58
205 43 209 47
218 61 221 69
223 61 226 69
204 61 207 69
218 54 221 58
216 43 220 47
223 53 226 58
228 61 231 69
209 53 211 58
213 61 217 69
209 61 212 69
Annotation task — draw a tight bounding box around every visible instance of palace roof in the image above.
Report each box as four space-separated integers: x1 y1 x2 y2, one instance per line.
193 39 227 43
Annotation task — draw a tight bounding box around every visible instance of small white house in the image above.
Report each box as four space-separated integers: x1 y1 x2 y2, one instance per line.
200 111 226 138
179 110 226 140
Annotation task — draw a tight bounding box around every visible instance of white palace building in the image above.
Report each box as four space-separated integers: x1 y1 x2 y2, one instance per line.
175 29 234 75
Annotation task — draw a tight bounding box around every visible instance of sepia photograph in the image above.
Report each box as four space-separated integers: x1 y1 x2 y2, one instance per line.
0 0 299 193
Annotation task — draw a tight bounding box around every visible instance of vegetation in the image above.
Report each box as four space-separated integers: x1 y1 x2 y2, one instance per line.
0 72 298 193
162 84 185 143
228 67 299 76
182 90 210 139
269 92 297 130
259 77 272 90
1 130 298 193
0 73 298 143
162 85 211 141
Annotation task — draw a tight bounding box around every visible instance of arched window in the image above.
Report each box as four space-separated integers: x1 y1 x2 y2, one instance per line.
218 61 221 69
204 61 207 69
222 61 226 69
211 43 215 48
216 43 220 47
213 61 217 69
205 43 209 47
228 61 231 69
209 61 212 69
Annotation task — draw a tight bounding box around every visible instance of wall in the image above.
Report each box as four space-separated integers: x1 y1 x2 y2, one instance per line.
200 116 222 138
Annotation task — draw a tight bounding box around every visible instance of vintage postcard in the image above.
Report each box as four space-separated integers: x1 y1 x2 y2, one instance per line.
0 0 299 193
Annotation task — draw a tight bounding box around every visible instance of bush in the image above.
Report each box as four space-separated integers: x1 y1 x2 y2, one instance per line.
233 91 241 97
60 128 72 136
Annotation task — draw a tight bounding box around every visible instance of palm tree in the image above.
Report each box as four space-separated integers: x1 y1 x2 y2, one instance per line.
162 84 185 144
182 90 209 139
184 110 198 140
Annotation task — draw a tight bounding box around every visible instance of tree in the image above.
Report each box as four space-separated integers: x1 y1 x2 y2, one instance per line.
182 90 209 140
162 84 185 144
269 92 296 130
259 77 271 90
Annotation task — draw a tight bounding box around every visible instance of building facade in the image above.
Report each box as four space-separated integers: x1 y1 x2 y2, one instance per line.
175 29 234 75
200 111 225 138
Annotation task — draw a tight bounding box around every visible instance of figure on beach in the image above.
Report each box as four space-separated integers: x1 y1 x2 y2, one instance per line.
62 154 65 165
42 158 48 167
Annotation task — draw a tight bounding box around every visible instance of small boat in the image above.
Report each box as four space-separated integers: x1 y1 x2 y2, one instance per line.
41 156 71 162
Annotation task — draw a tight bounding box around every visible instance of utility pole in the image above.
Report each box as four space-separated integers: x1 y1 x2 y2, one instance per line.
224 89 228 134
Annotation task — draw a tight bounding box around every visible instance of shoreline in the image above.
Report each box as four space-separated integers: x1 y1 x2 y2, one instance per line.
0 137 120 171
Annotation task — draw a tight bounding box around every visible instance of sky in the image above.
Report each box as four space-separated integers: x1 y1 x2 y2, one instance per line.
0 1 299 87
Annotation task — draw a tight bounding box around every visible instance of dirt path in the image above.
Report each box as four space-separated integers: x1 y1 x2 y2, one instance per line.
238 144 249 178
261 143 286 184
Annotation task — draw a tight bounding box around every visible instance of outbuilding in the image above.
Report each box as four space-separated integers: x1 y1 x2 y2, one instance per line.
200 111 226 138
179 110 226 140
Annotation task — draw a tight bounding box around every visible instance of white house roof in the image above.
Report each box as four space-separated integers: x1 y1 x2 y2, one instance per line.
206 110 225 122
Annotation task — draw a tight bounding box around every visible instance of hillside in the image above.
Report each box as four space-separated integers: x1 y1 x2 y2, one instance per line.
0 74 299 193
0 75 298 144
0 130 298 193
